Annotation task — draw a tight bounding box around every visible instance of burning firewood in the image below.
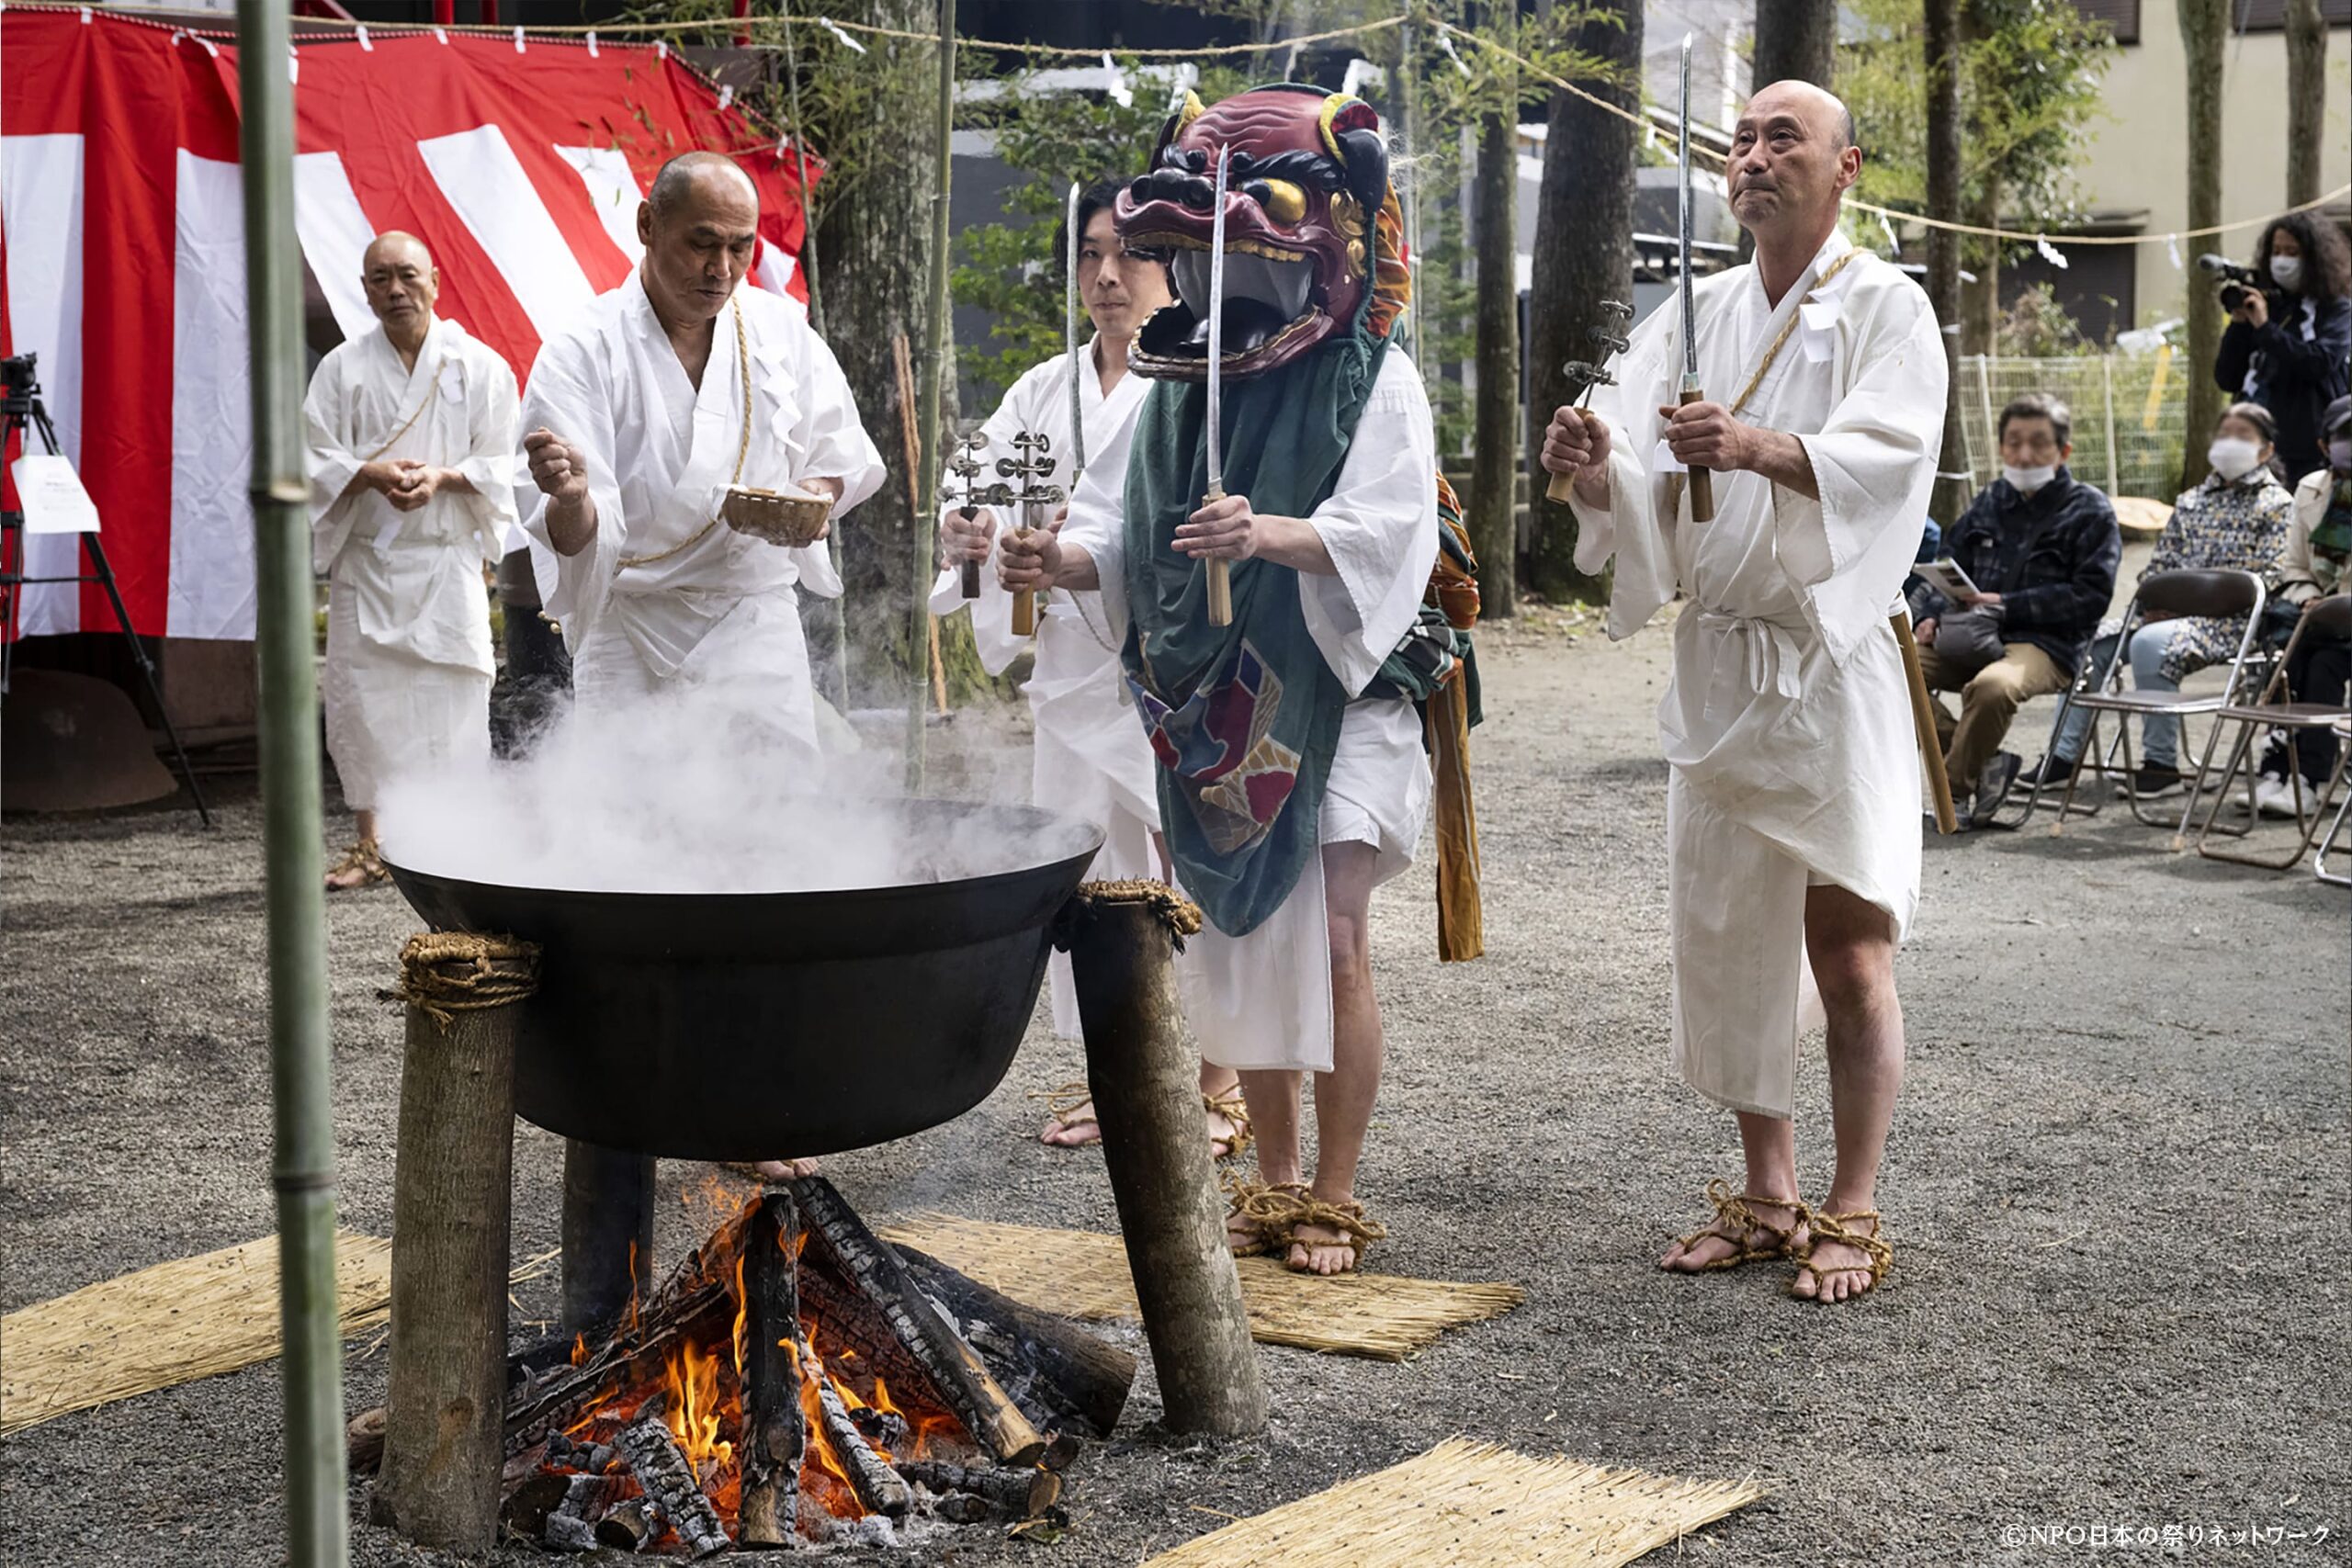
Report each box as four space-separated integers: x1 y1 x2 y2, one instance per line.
592 1498 658 1551
797 1326 914 1519
788 1177 1048 1467
736 1192 806 1548
616 1406 730 1559
896 1245 1136 1440
897 1460 1063 1520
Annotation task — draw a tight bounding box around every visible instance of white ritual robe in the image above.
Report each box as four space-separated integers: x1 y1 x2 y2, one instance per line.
304 317 519 810
518 273 884 784
1064 349 1439 1072
926 340 1159 1038
1568 231 1947 1118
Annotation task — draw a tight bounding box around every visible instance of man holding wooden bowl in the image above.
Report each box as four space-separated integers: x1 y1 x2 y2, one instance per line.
520 151 884 776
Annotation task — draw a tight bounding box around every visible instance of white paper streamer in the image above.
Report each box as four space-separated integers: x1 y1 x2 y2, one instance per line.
718 85 735 110
356 24 371 51
433 27 448 44
513 26 525 53
1102 51 1132 108
2034 236 2069 270
2166 235 2184 271
1436 24 1471 77
818 17 867 54
1877 210 1901 257
585 31 597 57
287 45 298 84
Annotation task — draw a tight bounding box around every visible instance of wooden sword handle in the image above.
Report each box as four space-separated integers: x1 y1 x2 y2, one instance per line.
957 508 981 599
1011 522 1037 637
1544 468 1578 503
1204 481 1233 627
1892 612 1959 836
1680 386 1715 523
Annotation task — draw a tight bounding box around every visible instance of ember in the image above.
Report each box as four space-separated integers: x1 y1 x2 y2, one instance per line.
489 1179 1129 1554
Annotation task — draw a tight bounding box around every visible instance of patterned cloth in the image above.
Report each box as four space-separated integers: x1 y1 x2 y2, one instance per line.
2140 468 2296 683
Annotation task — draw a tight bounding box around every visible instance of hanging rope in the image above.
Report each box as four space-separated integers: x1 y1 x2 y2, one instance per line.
382 932 542 1033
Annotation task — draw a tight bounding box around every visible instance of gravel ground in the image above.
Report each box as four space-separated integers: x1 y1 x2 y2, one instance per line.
3 606 2345 1567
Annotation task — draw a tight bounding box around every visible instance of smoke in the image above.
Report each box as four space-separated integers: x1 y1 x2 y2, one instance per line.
376 682 1092 896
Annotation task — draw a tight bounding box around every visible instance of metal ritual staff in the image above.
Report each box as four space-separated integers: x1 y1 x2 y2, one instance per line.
1065 181 1089 491
1201 145 1235 627
945 429 1005 600
998 431 1065 637
1541 299 1634 503
1673 32 1716 523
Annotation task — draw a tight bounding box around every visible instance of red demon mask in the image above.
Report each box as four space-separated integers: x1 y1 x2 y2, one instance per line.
1116 84 1406 381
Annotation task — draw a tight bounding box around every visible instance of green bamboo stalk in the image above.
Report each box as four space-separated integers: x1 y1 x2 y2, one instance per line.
908 0 956 792
780 1 850 709
234 5 346 1565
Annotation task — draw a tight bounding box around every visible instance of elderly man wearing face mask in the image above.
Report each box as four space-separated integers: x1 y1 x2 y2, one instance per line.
2029 402 2298 798
1913 392 2121 826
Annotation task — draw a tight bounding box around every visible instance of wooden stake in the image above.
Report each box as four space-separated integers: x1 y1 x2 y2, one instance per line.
376 942 533 1552
1893 612 1959 835
1060 886 1266 1436
560 1140 655 1335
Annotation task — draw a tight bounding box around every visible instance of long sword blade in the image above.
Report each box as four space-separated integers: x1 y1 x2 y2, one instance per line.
1204 145 1230 496
1065 180 1087 486
1678 32 1699 385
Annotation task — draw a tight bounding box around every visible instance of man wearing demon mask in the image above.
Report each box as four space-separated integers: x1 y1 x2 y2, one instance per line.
1000 85 1444 1276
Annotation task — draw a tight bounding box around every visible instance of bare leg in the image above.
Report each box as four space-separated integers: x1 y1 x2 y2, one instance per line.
1289 842 1385 1275
1792 884 1904 1303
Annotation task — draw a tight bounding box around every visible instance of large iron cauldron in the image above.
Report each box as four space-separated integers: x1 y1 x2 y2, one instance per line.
386 801 1100 1159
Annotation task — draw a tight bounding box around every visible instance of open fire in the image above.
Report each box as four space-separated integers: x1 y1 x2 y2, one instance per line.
487 1179 1122 1555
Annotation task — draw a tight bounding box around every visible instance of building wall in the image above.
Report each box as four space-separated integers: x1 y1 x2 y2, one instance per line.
2077 7 2351 329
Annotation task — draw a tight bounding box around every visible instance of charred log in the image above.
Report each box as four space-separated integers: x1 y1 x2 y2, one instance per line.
737 1192 807 1549
898 1460 1061 1519
797 1328 913 1518
594 1498 659 1551
616 1409 729 1558
898 1246 1135 1439
502 1278 731 1453
788 1177 1047 1466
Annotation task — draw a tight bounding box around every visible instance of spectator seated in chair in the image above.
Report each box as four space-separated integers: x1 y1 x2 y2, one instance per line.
2245 394 2352 817
2030 402 2297 801
1913 392 2120 828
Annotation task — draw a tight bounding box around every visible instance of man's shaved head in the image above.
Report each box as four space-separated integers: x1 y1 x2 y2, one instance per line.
360 230 438 344
1746 79 1857 152
647 152 759 224
363 230 433 274
1728 80 1864 263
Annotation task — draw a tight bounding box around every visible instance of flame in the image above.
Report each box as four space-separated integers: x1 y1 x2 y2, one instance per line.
730 1252 750 1378
625 1239 641 1336
569 1332 587 1369
663 1337 734 1478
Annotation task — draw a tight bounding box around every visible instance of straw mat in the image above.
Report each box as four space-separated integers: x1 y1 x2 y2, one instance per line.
1143 1437 1765 1567
2 1231 554 1436
879 1213 1522 1361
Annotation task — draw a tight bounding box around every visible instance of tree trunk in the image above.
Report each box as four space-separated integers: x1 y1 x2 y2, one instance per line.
1961 180 2001 359
1924 0 1971 525
2180 0 2227 489
1469 101 1520 617
1525 0 1638 604
816 0 950 710
1750 0 1835 92
2284 0 2326 209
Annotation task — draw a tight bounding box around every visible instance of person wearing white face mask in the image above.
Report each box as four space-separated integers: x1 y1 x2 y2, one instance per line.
1913 392 2120 827
2214 214 2352 485
2031 404 2297 798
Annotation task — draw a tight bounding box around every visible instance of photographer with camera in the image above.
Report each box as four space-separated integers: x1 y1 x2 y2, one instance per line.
2211 214 2351 485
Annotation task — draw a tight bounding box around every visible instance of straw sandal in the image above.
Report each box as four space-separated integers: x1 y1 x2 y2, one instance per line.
1204 1086 1253 1162
1034 1080 1103 1147
1283 1196 1388 1276
325 839 390 891
1223 1178 1312 1258
1665 1179 1807 1272
1790 1208 1893 1303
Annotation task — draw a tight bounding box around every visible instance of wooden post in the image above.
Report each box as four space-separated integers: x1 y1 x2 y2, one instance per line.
560 1140 656 1335
376 934 538 1552
1058 884 1266 1437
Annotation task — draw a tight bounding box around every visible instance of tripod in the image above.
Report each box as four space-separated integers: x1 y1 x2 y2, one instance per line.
3 353 211 826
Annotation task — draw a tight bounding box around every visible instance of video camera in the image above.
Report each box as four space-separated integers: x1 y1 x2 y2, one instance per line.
2196 253 2269 315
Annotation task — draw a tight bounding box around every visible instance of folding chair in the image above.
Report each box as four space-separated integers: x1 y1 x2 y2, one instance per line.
2188 594 2352 869
2047 569 2269 842
1995 648 2120 830
2316 718 2352 888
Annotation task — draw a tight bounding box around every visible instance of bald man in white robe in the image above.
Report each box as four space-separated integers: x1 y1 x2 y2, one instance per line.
1543 82 1947 1303
305 231 519 888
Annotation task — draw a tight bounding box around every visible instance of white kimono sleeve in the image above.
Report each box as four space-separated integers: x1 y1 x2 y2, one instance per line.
302 347 366 573
1299 350 1439 696
516 331 628 638
454 344 523 565
780 325 886 601
1057 455 1129 640
1775 285 1949 666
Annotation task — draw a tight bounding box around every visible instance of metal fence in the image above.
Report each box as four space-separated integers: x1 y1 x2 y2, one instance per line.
1954 353 2195 502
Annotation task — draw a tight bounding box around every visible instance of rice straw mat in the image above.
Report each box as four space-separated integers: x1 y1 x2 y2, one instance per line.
1143 1437 1765 1567
878 1213 1523 1361
1 1231 557 1437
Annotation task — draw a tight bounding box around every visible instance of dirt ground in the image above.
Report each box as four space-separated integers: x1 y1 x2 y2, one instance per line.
4 605 2346 1566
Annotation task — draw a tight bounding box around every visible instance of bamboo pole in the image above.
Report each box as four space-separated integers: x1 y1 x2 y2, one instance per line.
235 4 346 1563
908 0 956 792
780 2 848 709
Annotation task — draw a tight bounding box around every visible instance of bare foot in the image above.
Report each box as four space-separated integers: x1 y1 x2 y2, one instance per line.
1204 1095 1248 1160
1791 1211 1888 1303
1285 1194 1384 1277
1225 1180 1307 1258
1039 1096 1102 1148
720 1158 820 1183
1659 1184 1808 1273
324 841 387 891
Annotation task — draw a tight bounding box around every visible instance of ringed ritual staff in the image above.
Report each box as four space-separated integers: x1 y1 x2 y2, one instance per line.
1541 73 1949 1304
1002 85 1440 1277
520 152 883 775
934 181 1247 1161
305 231 520 890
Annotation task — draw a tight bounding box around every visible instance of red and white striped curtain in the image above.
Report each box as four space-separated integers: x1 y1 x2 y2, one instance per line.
1 6 818 641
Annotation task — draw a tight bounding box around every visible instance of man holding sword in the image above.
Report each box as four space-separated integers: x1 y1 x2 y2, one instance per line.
1540 71 1949 1304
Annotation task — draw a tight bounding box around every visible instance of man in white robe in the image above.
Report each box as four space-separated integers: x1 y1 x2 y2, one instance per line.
933 183 1241 1157
304 231 519 889
520 152 883 785
1541 82 1947 1303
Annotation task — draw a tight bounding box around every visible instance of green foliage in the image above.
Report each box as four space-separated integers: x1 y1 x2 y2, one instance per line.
1997 281 2098 356
1840 0 2115 246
